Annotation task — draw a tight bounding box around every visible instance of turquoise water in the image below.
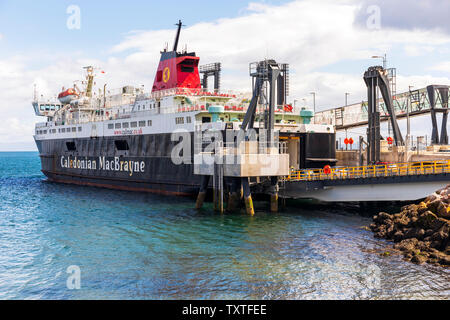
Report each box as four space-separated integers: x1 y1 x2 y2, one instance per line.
0 152 448 299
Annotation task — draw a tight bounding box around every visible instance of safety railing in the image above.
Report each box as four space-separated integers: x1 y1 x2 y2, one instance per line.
286 160 450 181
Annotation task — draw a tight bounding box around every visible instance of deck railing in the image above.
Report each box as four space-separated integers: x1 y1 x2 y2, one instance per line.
287 160 450 181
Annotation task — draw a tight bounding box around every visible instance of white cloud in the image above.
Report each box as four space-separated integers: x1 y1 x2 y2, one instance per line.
429 61 450 73
403 45 435 57
2 0 450 150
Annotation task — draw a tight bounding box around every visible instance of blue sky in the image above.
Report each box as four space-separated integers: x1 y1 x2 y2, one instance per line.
0 0 289 59
0 0 449 150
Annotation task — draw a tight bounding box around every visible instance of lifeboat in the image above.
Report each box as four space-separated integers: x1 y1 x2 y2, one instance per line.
58 88 79 104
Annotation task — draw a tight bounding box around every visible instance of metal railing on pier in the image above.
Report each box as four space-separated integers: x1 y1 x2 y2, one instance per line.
287 160 450 182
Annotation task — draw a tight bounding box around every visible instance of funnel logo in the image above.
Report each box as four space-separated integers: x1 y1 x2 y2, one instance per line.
163 67 170 83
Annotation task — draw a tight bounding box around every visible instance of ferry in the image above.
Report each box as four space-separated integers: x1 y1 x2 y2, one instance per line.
32 21 336 196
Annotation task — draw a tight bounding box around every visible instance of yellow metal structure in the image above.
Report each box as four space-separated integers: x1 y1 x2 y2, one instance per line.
287 160 450 182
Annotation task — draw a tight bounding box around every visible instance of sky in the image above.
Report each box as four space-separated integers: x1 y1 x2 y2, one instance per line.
0 0 449 150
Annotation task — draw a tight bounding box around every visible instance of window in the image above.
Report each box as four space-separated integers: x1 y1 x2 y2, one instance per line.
78 127 82 132
72 127 76 132
108 123 114 129
66 142 76 151
139 121 146 127
114 140 129 151
61 128 66 133
176 117 184 125
180 66 194 73
122 122 129 128
147 120 152 126
131 122 137 128
115 123 121 129
186 116 192 124
43 130 47 134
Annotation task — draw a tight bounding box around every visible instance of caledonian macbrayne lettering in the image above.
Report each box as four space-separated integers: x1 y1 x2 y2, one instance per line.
60 156 145 176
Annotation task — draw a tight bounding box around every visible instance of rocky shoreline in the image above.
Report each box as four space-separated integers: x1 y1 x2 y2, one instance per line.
370 185 450 267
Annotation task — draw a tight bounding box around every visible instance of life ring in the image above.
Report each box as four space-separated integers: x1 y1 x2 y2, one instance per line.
323 165 332 175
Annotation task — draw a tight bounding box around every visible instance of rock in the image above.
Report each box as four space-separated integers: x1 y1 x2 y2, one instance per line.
393 231 404 242
394 215 410 227
403 228 424 240
378 212 393 222
394 238 419 253
417 202 429 214
411 254 427 264
425 194 438 203
430 225 449 243
417 211 439 230
434 201 450 219
369 185 450 267
437 204 450 219
439 255 450 266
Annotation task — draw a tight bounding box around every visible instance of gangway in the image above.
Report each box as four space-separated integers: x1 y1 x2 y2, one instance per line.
281 160 450 202
315 85 449 133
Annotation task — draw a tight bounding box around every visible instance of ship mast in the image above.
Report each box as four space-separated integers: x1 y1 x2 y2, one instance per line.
172 20 184 52
84 66 95 98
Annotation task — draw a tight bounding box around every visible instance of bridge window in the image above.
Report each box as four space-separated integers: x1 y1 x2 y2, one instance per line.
180 66 194 73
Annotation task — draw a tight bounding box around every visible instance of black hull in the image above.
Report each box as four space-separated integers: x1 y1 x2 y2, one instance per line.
36 132 336 196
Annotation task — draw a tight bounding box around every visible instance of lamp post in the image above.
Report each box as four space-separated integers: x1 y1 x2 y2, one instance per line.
310 92 316 114
371 54 387 69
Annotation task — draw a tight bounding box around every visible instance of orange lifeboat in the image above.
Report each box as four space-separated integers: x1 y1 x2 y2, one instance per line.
58 88 79 104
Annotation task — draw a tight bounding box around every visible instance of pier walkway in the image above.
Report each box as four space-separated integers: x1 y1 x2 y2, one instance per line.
282 160 450 202
287 160 450 182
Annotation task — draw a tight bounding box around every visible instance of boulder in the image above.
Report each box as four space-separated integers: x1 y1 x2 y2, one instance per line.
394 238 419 253
411 254 428 264
425 194 438 203
369 185 450 267
436 204 450 219
417 211 439 230
417 202 429 214
378 212 393 222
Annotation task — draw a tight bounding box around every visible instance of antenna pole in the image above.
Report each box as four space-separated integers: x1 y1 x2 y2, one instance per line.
173 20 183 52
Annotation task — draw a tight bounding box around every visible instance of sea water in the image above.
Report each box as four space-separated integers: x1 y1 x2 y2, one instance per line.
0 152 448 299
